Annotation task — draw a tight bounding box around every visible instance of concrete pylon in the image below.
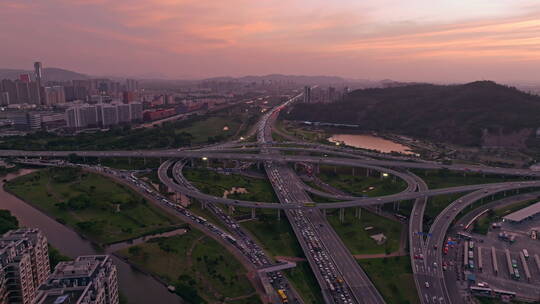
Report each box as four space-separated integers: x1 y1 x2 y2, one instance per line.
322 209 326 217
251 208 256 219
339 208 345 223
355 207 362 219
277 209 281 221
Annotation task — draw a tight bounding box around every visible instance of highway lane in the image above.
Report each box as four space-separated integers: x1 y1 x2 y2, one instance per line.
407 172 434 304
170 160 304 304
260 92 384 304
2 148 540 178
160 166 540 210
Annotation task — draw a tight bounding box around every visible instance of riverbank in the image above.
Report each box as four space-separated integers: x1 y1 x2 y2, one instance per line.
0 169 184 304
4 167 182 245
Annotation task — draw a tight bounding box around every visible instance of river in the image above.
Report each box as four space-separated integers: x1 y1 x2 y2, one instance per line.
328 134 414 154
0 169 183 304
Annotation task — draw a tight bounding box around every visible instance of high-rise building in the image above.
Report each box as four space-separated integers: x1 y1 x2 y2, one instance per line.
125 79 138 92
116 103 131 123
1 79 18 104
16 81 31 104
129 102 143 122
44 86 66 105
34 62 43 105
35 255 119 304
101 104 118 127
122 91 136 103
66 104 99 129
0 228 50 304
28 82 41 104
303 86 311 103
328 86 336 103
0 92 10 106
19 74 31 83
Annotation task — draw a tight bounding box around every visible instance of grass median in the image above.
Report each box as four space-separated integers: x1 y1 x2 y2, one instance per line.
358 256 419 304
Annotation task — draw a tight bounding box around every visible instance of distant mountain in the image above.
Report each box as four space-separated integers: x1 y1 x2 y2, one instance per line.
285 81 540 148
0 67 89 82
203 74 346 85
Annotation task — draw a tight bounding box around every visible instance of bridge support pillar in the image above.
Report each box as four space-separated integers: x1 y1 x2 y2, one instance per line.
128 157 131 165
190 158 195 168
202 201 206 210
339 208 345 223
355 207 361 219
352 167 355 176
143 157 146 165
251 208 256 219
277 209 281 221
294 163 298 171
322 209 326 217
257 162 261 170
314 164 320 175
503 191 506 197
228 205 234 215
366 169 371 177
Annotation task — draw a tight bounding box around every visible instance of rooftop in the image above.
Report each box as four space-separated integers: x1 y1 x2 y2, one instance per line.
503 201 540 222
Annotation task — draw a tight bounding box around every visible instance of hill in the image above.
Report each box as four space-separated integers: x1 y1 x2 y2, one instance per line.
0 67 89 82
285 81 540 148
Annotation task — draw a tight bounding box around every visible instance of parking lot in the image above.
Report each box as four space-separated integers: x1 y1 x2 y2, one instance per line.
448 218 540 302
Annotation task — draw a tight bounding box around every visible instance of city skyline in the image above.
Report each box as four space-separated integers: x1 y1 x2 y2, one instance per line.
1 0 540 82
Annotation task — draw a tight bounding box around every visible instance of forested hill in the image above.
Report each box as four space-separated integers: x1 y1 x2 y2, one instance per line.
285 81 540 147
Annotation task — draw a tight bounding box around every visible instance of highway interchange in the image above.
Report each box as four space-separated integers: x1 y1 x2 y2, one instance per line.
6 93 540 304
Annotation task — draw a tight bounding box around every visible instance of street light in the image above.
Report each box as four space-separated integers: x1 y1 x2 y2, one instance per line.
202 157 208 161
382 173 389 177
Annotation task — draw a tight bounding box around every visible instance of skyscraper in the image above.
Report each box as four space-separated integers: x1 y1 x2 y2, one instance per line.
34 62 44 104
303 86 311 103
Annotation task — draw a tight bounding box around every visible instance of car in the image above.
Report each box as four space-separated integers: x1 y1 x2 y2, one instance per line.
425 282 430 288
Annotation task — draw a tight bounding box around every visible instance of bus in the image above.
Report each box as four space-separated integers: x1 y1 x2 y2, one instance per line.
523 249 530 259
457 232 472 240
470 286 492 296
277 289 288 303
493 289 516 299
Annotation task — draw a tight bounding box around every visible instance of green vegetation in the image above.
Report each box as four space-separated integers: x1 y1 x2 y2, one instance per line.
359 256 419 304
118 230 257 304
184 168 278 203
5 167 182 244
285 261 325 304
327 209 403 255
0 106 257 151
0 209 19 234
318 166 407 197
424 193 464 225
286 81 540 148
240 209 303 257
48 245 71 268
0 165 18 178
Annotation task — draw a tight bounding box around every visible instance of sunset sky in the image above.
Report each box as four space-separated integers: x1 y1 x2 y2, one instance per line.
1 0 539 82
